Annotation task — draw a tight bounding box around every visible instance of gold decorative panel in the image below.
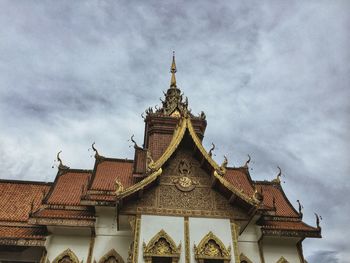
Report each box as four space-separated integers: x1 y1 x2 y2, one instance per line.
52 249 79 263
120 147 248 220
194 231 231 262
143 229 181 263
98 249 125 263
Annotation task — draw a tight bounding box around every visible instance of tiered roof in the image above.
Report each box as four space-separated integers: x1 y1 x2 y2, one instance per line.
0 180 50 245
0 54 321 246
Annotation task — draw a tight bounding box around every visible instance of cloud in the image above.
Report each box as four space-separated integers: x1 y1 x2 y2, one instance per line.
307 250 339 263
0 0 349 258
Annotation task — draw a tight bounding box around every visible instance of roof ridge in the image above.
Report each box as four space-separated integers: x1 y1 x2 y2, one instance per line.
0 179 53 185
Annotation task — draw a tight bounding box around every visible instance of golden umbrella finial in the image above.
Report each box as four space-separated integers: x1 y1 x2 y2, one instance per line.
170 51 177 88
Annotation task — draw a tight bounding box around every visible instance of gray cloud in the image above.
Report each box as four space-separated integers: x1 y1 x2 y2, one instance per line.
0 0 349 261
307 250 339 263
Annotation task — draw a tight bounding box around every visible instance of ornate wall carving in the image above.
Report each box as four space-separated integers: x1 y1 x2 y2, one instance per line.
52 249 80 263
121 147 246 220
143 229 181 263
194 231 231 263
98 249 125 263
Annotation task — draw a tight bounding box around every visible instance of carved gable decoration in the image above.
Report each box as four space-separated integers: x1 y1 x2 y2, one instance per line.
172 158 199 192
120 147 249 220
53 248 80 263
98 249 125 263
276 257 289 263
194 232 231 262
143 229 181 261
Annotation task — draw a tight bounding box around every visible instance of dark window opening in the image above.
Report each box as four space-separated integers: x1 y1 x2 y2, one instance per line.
152 257 172 263
204 260 224 263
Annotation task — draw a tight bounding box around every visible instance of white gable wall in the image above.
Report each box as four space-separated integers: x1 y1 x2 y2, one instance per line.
189 217 234 263
92 207 133 262
263 237 300 263
139 215 185 263
46 234 91 262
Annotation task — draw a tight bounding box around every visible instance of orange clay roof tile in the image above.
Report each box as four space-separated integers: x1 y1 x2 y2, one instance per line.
88 194 115 201
90 160 134 191
0 225 47 239
34 208 94 220
47 171 90 205
261 220 318 232
0 182 50 222
256 183 299 217
224 168 255 196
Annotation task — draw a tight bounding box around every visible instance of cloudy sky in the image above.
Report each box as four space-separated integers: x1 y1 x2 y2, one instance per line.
0 1 349 262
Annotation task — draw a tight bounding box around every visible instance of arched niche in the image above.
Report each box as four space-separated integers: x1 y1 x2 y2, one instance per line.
143 229 181 263
52 248 80 263
98 249 125 263
194 231 231 263
276 257 289 263
239 253 253 263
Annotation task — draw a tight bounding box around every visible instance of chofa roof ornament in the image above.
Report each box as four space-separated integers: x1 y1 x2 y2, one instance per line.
56 151 69 170
129 135 140 149
272 166 282 184
91 142 100 158
208 143 215 157
297 199 304 219
315 213 322 229
218 155 228 175
244 154 251 167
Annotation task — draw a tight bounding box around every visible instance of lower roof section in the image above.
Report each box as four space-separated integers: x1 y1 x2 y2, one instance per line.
0 225 47 247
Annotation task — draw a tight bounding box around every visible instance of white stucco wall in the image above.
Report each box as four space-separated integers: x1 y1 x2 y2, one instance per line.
262 238 300 263
92 207 133 262
46 234 91 262
189 217 234 263
139 215 185 263
238 223 261 262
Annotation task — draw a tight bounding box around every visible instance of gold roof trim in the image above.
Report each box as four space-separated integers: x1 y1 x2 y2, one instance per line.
116 168 162 200
117 116 258 206
214 171 258 205
187 119 258 205
186 118 221 171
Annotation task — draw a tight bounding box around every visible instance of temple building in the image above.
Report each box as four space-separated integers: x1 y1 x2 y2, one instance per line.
0 54 321 263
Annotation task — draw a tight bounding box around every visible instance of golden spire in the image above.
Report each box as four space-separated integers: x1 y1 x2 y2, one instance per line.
170 51 177 88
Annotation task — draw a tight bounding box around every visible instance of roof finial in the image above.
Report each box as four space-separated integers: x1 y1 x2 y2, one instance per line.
244 154 251 167
56 151 69 170
272 166 282 184
129 134 139 149
170 51 177 88
208 143 215 157
297 199 304 219
314 213 322 229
